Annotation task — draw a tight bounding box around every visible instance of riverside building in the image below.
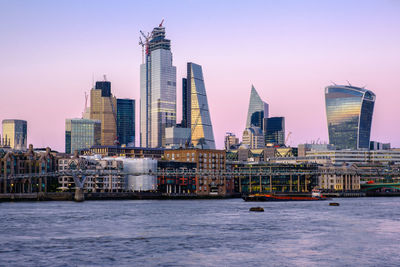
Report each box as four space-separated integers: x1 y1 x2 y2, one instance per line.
140 23 177 148
325 85 375 150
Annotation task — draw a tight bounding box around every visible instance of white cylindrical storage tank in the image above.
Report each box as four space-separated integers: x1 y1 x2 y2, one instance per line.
120 158 157 191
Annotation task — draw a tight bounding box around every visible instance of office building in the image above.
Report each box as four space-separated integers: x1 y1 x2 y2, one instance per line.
325 85 375 150
224 132 239 150
182 62 216 149
242 127 265 149
246 85 269 129
90 79 117 146
2 119 27 150
264 117 285 146
165 126 191 148
140 23 177 148
117 98 135 146
65 119 101 154
181 77 188 128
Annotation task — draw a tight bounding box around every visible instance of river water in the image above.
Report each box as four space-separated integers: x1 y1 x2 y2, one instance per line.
1 198 399 266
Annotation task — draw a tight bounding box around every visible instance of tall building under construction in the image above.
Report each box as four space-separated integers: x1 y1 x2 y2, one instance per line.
90 79 117 146
140 22 177 148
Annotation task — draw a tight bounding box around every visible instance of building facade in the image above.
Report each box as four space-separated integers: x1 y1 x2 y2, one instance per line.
117 98 135 146
165 126 191 148
184 62 215 149
242 127 265 149
325 85 375 149
264 117 285 146
224 132 239 150
140 24 177 148
90 80 117 146
2 119 27 150
65 118 101 154
246 85 269 129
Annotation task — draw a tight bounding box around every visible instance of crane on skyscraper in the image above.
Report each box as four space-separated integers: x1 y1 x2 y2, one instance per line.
139 30 151 64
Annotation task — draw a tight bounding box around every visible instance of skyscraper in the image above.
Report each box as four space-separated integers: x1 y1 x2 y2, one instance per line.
1 119 27 150
140 23 177 148
242 127 265 149
181 77 188 128
90 79 117 146
264 117 285 146
325 85 375 150
184 62 215 149
117 98 135 146
65 118 101 154
246 85 269 129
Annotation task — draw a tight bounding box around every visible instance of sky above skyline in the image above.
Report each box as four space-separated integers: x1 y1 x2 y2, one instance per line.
1 0 400 151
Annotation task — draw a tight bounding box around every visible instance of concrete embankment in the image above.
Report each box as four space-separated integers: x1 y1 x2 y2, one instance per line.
0 192 240 202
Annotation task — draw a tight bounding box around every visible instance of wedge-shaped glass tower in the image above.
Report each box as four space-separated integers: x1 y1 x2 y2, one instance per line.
186 62 215 149
325 85 375 150
246 85 269 129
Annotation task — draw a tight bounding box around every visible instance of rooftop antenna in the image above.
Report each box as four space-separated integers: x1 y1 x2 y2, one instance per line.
103 74 107 81
92 73 95 88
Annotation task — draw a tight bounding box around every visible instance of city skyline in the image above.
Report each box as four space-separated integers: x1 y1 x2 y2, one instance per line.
1 0 400 151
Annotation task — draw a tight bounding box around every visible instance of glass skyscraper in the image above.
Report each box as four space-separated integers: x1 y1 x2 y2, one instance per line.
117 98 135 146
140 24 176 148
185 62 215 149
65 119 101 154
264 117 285 146
246 85 269 129
325 85 375 150
2 119 27 150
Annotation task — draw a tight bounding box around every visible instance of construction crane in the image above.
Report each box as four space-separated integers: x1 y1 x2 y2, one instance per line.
139 30 151 64
159 19 164 27
285 132 292 147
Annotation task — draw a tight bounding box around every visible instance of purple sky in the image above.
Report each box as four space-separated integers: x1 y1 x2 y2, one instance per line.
1 0 399 151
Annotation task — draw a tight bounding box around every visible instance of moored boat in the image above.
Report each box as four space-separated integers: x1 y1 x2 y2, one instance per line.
243 193 330 202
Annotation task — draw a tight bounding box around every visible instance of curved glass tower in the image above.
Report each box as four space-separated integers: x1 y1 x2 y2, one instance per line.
325 85 375 150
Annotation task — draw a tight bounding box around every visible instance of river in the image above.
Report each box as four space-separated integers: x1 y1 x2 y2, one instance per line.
1 198 399 266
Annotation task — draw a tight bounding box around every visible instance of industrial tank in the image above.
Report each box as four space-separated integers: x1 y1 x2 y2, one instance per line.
120 158 157 191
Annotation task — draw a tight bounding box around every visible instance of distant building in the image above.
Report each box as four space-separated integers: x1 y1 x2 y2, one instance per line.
2 119 27 150
90 79 117 146
305 150 400 165
65 119 101 154
140 23 177 148
298 143 335 157
370 141 390 150
184 62 216 149
325 85 375 150
242 127 265 149
224 132 239 150
246 85 268 129
117 98 135 146
264 117 285 146
81 145 164 159
181 77 188 128
165 126 191 148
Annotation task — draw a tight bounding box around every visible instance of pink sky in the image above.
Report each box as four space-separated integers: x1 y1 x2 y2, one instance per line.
1 0 399 151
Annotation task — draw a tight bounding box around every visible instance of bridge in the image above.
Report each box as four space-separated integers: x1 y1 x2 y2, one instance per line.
361 182 400 192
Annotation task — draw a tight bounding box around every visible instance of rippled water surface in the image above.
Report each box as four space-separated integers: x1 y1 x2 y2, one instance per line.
1 198 400 266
